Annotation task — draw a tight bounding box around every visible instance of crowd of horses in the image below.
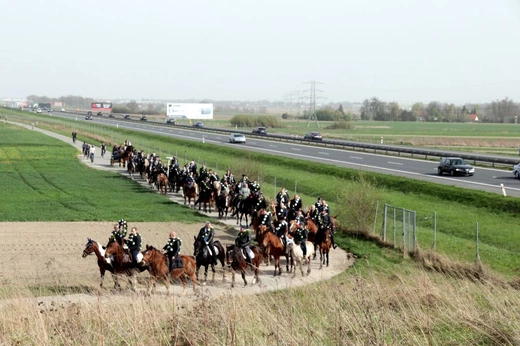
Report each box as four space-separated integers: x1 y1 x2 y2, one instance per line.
82 144 337 293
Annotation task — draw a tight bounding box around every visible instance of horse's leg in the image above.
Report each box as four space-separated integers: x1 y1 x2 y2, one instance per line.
99 269 105 288
241 269 248 287
211 263 216 282
180 274 188 296
326 251 329 267
203 264 208 285
285 254 290 272
231 270 236 288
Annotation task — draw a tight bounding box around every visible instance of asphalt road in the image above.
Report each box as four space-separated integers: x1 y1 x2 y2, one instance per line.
50 112 520 198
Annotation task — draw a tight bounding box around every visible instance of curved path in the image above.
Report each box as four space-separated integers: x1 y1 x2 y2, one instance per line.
0 122 355 310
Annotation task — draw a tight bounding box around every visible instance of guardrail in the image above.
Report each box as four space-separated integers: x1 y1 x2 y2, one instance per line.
52 110 520 169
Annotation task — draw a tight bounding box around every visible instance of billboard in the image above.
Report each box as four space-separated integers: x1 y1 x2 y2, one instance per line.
91 102 113 112
166 103 213 119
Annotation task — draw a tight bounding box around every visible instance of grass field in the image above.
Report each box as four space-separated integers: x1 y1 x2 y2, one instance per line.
1 116 520 344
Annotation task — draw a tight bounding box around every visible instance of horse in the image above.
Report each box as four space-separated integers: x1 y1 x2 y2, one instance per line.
156 172 168 195
137 155 150 180
198 188 215 213
183 183 199 207
225 244 264 287
127 151 136 179
318 228 332 268
286 239 315 277
260 231 290 276
141 245 199 296
216 191 231 220
82 238 119 288
118 145 133 168
234 194 255 226
193 237 226 283
104 239 147 291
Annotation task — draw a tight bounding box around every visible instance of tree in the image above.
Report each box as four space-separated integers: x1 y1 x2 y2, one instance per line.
411 102 425 121
127 100 139 113
337 104 345 115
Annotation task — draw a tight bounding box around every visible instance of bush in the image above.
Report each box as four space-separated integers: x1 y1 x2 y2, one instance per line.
230 115 281 128
325 121 352 130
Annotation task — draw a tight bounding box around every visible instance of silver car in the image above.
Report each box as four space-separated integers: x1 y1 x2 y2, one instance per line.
229 133 246 143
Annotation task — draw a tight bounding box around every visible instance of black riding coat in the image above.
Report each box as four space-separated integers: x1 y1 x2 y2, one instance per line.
235 230 251 247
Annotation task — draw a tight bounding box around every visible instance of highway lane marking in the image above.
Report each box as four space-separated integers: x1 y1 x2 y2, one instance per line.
269 144 277 147
292 148 301 151
388 161 403 165
318 152 329 155
350 156 363 160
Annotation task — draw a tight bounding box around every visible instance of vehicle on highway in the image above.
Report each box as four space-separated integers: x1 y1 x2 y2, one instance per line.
108 113 115 118
304 132 323 141
87 111 92 116
166 118 175 124
96 112 103 116
513 163 520 179
437 157 475 176
36 108 42 113
140 115 147 121
61 108 65 112
229 133 246 143
85 114 93 120
193 122 204 128
252 126 267 135
124 114 131 119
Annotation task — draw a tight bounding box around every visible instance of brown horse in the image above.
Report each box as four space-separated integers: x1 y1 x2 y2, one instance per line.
141 245 199 296
319 229 332 268
183 183 199 207
260 231 290 276
127 151 136 179
119 145 133 168
82 238 120 288
198 188 215 213
104 239 146 291
225 244 264 287
156 173 168 195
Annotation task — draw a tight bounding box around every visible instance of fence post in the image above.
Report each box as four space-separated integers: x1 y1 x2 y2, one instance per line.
382 204 387 241
476 222 481 262
402 209 406 257
433 212 437 251
273 177 277 201
373 201 379 234
413 211 417 253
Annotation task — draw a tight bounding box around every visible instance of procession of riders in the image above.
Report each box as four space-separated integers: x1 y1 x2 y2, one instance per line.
106 139 338 267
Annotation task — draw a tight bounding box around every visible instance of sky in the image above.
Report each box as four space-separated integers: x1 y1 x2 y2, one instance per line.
2 0 520 104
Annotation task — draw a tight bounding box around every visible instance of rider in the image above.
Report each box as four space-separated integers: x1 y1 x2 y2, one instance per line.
126 227 142 265
197 221 217 265
294 224 309 257
276 187 290 206
194 177 212 206
289 194 303 212
101 143 106 157
249 180 260 194
295 210 305 228
111 219 128 246
235 225 252 264
163 231 182 273
274 217 288 252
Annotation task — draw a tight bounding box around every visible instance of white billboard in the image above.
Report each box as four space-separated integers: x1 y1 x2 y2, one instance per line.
166 103 214 119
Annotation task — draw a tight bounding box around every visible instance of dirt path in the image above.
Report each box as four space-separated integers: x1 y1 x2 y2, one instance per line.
0 122 355 310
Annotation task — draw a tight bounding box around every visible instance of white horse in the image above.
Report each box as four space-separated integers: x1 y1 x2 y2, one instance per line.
286 239 315 278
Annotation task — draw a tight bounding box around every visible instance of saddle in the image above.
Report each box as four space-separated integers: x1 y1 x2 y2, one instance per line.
168 256 183 269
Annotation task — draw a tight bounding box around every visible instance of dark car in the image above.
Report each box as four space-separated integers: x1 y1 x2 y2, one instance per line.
108 113 115 118
123 114 131 119
85 114 93 120
96 112 103 117
437 157 475 176
252 126 267 135
166 118 175 124
193 122 204 128
87 111 93 116
140 115 147 121
304 132 323 141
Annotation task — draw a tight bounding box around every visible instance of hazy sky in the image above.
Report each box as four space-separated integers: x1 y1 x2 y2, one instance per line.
2 0 520 104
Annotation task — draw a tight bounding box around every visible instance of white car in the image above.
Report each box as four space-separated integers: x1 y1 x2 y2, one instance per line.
229 133 246 143
513 163 520 179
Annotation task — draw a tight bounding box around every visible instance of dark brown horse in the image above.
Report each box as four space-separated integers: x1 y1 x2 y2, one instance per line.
198 188 215 213
156 173 168 195
118 145 133 168
193 237 226 283
183 183 199 207
225 244 264 287
216 192 231 220
104 239 146 291
82 238 119 288
141 245 199 296
260 231 290 276
127 151 136 179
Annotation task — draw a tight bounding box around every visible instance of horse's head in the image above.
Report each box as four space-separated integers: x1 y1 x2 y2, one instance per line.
193 236 204 257
104 239 122 258
82 238 95 257
288 221 299 235
141 245 158 265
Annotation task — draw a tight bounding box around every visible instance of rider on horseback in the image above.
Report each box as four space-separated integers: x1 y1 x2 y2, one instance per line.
163 231 182 273
275 217 289 252
318 208 337 249
197 221 217 266
294 225 309 257
194 177 212 206
235 225 252 264
126 227 142 265
111 219 128 246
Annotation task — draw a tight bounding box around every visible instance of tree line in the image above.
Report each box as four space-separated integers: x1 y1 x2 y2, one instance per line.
359 97 519 123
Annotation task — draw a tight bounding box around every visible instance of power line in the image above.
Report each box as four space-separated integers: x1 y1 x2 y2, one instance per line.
303 81 324 128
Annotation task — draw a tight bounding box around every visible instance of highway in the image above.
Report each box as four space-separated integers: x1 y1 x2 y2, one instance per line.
54 112 520 197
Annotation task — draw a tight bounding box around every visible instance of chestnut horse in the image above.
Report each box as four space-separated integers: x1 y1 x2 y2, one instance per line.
104 239 147 291
319 229 332 268
183 183 199 207
193 237 226 283
141 245 199 296
260 231 290 276
286 239 315 277
127 151 136 179
156 173 168 195
225 244 264 287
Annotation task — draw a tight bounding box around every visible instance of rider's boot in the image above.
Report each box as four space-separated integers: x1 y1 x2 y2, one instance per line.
212 254 218 266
